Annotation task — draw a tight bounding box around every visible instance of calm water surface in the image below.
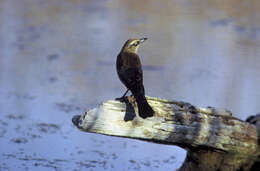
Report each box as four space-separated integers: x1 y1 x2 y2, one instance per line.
1 0 260 170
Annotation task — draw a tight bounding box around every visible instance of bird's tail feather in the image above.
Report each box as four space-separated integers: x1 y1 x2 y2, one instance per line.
135 94 154 118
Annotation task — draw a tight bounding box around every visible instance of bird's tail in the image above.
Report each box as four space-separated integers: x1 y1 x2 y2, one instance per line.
135 94 154 119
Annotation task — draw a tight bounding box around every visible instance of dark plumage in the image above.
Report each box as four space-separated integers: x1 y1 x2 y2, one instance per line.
116 38 154 119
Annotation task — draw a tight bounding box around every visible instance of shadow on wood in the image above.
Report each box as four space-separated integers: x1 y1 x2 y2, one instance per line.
72 96 260 171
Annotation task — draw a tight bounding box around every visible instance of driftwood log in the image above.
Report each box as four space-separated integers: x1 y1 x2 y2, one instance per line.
72 96 260 171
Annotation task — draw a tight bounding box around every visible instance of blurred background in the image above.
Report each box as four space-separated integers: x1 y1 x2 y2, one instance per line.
0 0 260 170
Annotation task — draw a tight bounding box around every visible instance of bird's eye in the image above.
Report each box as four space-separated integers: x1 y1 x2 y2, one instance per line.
133 42 139 46
130 41 140 47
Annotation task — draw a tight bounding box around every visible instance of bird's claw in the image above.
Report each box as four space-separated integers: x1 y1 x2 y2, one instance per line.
115 96 127 103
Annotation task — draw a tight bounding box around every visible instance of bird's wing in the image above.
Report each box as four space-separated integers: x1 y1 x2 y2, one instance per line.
117 52 144 94
119 67 143 93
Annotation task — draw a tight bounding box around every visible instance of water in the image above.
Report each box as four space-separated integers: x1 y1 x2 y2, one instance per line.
0 0 260 170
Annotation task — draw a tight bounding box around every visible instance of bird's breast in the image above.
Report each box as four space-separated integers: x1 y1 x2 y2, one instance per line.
120 52 142 68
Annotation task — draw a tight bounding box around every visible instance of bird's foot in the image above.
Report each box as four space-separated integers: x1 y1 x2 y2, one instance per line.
115 96 127 103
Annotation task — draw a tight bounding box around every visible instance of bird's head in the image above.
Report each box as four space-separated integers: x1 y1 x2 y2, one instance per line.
121 37 148 53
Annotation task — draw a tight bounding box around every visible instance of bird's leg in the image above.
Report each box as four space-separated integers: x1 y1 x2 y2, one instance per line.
115 89 129 102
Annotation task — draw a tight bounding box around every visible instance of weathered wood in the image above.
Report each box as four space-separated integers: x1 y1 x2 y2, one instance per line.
72 96 260 171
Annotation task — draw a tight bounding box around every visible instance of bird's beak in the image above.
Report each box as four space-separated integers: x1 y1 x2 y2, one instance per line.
139 37 148 43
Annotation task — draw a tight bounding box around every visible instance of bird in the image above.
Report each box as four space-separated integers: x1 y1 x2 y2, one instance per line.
116 38 154 119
